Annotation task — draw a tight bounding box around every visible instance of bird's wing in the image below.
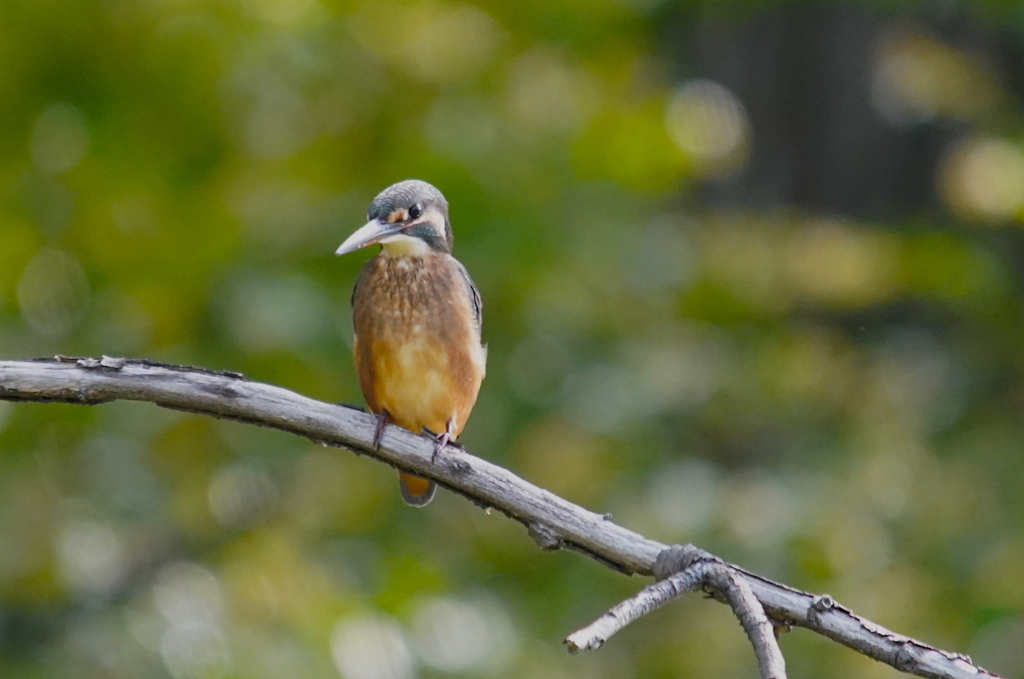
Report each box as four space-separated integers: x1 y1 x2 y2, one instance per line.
350 264 368 308
454 260 483 334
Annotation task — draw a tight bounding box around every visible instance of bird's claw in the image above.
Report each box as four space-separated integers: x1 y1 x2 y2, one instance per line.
431 431 451 462
373 410 390 450
430 418 456 462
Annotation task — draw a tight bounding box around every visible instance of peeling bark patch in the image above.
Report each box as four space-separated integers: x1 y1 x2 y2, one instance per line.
528 522 563 551
28 356 246 380
199 382 242 398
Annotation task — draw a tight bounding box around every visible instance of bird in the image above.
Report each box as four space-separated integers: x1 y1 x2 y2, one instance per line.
335 180 486 506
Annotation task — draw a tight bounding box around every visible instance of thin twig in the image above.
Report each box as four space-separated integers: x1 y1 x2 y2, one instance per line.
706 562 787 679
0 357 999 679
566 547 787 679
564 563 705 653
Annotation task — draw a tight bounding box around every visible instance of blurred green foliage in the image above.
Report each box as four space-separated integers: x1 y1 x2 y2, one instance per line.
3 0 1024 678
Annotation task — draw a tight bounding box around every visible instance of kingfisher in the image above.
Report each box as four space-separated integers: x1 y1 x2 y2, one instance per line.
335 180 486 506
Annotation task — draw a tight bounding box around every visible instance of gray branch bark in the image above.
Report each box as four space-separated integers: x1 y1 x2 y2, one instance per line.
0 357 997 679
706 551 788 679
567 546 787 679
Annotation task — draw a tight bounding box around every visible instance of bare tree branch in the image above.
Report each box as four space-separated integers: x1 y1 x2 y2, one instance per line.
564 558 707 653
705 555 788 679
567 546 787 679
0 357 998 679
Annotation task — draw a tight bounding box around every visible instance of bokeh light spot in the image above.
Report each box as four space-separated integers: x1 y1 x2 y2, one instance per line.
330 615 412 679
56 519 127 597
31 103 89 174
16 247 91 337
161 621 230 679
939 136 1024 223
871 24 1000 125
785 220 900 307
354 2 502 84
222 274 332 352
250 0 319 26
627 216 695 291
628 325 727 413
648 459 720 536
207 464 278 529
720 474 797 550
411 596 516 672
508 48 600 133
561 362 636 434
245 85 310 159
153 561 224 626
665 80 750 178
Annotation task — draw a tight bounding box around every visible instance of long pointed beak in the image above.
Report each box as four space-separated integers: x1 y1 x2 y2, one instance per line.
335 219 403 256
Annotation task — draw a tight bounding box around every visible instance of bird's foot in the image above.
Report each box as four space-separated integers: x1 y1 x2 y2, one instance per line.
430 418 456 462
373 410 390 449
431 432 450 462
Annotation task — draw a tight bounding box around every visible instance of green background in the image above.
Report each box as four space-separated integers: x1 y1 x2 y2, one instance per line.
2 0 1024 677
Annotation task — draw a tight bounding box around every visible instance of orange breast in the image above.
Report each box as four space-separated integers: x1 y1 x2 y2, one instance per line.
352 252 485 438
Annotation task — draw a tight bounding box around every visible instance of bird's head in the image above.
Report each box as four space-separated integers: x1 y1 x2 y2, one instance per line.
335 180 452 258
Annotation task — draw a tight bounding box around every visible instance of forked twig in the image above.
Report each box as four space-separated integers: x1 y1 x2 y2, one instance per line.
566 545 787 679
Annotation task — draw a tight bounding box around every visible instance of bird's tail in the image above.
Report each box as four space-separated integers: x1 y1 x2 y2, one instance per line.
399 472 436 506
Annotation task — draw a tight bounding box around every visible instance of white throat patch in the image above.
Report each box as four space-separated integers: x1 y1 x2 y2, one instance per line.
380 233 432 257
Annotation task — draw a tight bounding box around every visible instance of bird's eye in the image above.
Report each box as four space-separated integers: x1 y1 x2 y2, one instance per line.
408 204 422 220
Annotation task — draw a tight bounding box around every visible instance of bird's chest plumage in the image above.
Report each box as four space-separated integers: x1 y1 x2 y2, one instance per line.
352 253 484 436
